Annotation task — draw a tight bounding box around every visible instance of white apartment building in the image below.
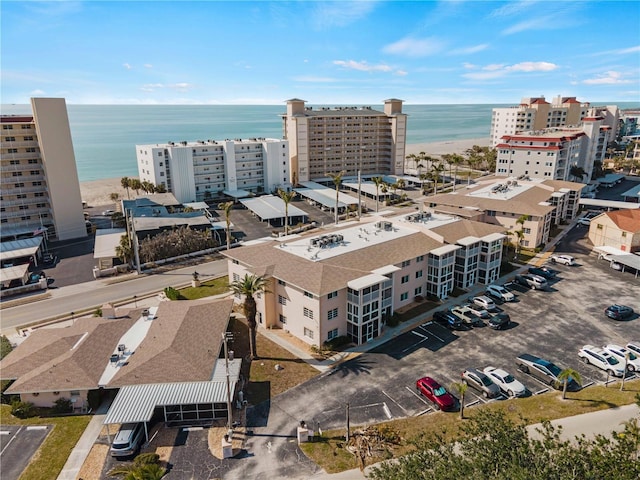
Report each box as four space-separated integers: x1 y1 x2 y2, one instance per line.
223 212 504 346
136 138 290 204
282 99 407 184
494 113 611 182
490 95 619 147
1 98 86 241
427 176 584 248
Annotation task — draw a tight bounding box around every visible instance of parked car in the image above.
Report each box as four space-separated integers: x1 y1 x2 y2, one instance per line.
605 304 634 320
528 266 556 280
578 345 625 377
462 368 501 398
549 254 575 266
603 345 640 372
472 295 496 311
110 422 145 457
483 366 527 397
626 343 640 357
577 217 591 226
102 209 115 216
486 284 515 302
450 305 483 327
514 273 548 290
42 252 58 265
464 302 490 319
488 312 511 330
515 354 580 391
432 310 463 330
416 376 457 411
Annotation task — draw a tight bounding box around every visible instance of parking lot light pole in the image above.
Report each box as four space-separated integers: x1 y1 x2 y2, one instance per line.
621 352 629 391
223 332 234 431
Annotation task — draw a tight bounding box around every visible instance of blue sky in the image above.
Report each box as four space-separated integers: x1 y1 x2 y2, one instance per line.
2 0 639 105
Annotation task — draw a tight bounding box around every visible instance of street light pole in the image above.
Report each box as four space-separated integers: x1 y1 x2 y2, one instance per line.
222 332 234 431
621 352 629 391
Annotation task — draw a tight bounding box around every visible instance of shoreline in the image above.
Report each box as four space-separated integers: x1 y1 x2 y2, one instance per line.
80 137 490 208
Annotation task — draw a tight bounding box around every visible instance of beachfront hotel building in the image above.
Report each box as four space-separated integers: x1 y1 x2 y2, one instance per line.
490 95 619 147
1 98 86 241
426 176 584 248
494 113 611 182
136 138 290 204
222 212 504 346
282 99 407 184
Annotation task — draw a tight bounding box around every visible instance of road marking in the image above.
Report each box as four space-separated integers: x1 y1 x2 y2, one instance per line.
382 402 392 419
465 399 481 408
406 386 429 404
416 407 433 416
183 427 203 431
381 390 408 414
26 426 47 431
0 431 10 435
411 330 427 339
469 392 488 404
533 387 549 396
0 426 22 456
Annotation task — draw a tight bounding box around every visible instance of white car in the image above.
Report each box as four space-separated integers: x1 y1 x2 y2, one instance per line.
604 345 640 372
102 209 115 216
464 302 490 319
577 217 591 226
578 345 625 377
486 284 515 302
626 343 640 357
483 366 527 397
472 295 496 311
549 254 575 266
450 305 483 326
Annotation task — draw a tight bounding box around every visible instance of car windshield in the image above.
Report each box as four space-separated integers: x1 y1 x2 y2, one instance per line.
606 356 620 366
481 376 493 387
628 352 637 361
547 364 562 376
433 386 447 396
504 375 515 383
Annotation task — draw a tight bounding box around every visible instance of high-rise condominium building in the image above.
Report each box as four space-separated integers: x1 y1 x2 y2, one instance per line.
282 99 407 184
136 138 290 204
490 95 619 147
1 98 86 241
494 112 611 182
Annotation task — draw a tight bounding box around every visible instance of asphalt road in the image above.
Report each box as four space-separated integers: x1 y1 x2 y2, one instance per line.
0 425 51 480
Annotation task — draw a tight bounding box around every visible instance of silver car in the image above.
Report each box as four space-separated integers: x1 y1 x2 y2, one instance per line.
462 368 501 398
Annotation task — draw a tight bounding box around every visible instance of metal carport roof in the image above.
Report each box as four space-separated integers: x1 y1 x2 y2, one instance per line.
104 358 242 425
0 237 43 262
240 195 307 221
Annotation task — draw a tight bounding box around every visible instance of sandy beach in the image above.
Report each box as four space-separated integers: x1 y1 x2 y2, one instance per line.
80 137 490 208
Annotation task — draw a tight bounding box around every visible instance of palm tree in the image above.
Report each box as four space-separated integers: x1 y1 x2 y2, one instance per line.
371 176 383 213
327 170 345 224
130 178 142 195
396 178 406 196
448 153 464 192
110 192 120 203
515 214 528 259
115 234 133 264
120 177 131 199
569 164 587 182
155 183 167 193
218 201 233 250
557 368 583 400
451 381 468 419
406 153 417 173
431 162 445 195
277 188 297 235
230 274 269 359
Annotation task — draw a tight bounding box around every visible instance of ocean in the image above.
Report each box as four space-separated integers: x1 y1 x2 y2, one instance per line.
2 103 638 182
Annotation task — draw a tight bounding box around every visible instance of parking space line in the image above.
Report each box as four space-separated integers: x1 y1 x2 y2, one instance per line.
382 402 392 419
381 390 408 414
468 391 488 404
405 386 429 405
532 387 549 396
416 407 433 416
25 426 47 431
0 426 22 456
465 399 481 408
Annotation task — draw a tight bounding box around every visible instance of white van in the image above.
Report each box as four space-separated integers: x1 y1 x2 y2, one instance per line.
110 422 145 457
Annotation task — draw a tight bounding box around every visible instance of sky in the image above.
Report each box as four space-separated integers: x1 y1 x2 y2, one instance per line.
1 0 639 105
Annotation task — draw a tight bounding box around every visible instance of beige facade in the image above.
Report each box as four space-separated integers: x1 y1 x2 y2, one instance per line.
1 98 86 241
224 212 504 347
588 209 640 253
282 99 407 184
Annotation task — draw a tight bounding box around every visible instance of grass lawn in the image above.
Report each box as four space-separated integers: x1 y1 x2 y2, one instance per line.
0 405 91 480
300 380 640 474
177 276 230 300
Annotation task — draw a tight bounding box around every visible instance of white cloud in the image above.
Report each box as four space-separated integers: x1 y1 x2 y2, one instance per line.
141 82 194 92
292 75 337 83
615 45 640 54
30 89 46 95
449 44 489 55
144 64 153 69
502 16 556 35
489 1 539 18
583 71 632 85
382 37 444 57
507 61 557 72
463 61 558 80
312 1 378 29
484 64 505 71
123 63 132 70
333 60 392 73
395 70 408 76
462 63 477 70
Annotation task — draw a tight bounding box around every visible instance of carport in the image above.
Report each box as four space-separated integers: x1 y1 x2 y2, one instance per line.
0 264 30 288
240 195 307 225
103 359 242 440
607 254 640 277
223 189 251 200
93 228 126 269
0 237 43 267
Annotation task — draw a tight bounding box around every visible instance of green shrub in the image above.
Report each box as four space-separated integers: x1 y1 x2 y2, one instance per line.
386 313 401 328
53 397 73 414
0 335 13 360
323 335 351 350
163 286 181 300
11 400 36 419
134 452 160 466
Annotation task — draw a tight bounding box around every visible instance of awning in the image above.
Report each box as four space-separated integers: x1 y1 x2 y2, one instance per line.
0 264 30 284
347 273 389 291
223 189 251 199
94 229 126 259
0 237 43 262
104 358 241 425
240 195 307 221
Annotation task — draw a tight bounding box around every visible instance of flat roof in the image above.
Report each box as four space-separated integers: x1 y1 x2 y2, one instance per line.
343 181 391 197
0 264 29 284
294 188 347 209
93 229 126 259
578 199 640 209
0 237 43 261
224 189 251 199
347 273 390 290
298 181 359 205
103 359 241 425
240 195 307 221
621 184 640 198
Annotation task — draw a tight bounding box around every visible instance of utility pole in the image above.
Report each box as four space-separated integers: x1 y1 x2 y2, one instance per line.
129 209 141 274
223 332 234 431
345 402 350 442
621 352 629 391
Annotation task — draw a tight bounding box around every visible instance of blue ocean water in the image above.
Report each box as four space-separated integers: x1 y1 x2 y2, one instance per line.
2 103 638 182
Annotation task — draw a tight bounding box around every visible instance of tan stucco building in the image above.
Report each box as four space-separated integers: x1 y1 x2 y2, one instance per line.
1 98 86 241
588 209 640 253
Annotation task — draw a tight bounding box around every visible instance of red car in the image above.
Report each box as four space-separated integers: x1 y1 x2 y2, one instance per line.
416 376 456 411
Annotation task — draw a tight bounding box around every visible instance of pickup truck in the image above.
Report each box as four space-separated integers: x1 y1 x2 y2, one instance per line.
450 306 483 326
515 353 580 391
432 310 463 330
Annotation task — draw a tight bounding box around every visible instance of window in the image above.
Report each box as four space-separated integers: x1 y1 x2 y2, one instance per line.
416 270 423 278
304 291 313 298
327 290 338 299
414 286 422 295
401 275 409 284
328 308 338 320
304 327 314 339
278 279 286 286
303 307 314 319
401 260 410 267
278 295 287 305
279 314 287 324
416 255 424 262
328 328 339 341
400 292 408 301
596 224 603 230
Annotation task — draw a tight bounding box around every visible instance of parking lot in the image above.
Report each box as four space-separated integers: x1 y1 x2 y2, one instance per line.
0 425 51 480
262 224 640 431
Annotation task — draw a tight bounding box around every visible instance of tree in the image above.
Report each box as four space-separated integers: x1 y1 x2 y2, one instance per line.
569 164 587 182
155 183 167 193
108 453 165 479
372 176 384 213
277 188 297 235
327 170 345 224
448 154 464 192
230 274 269 359
515 214 528 259
450 381 468 419
0 335 13 360
121 177 131 199
141 180 155 194
110 192 120 203
557 368 583 400
218 201 234 250
115 234 133 264
431 162 445 195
